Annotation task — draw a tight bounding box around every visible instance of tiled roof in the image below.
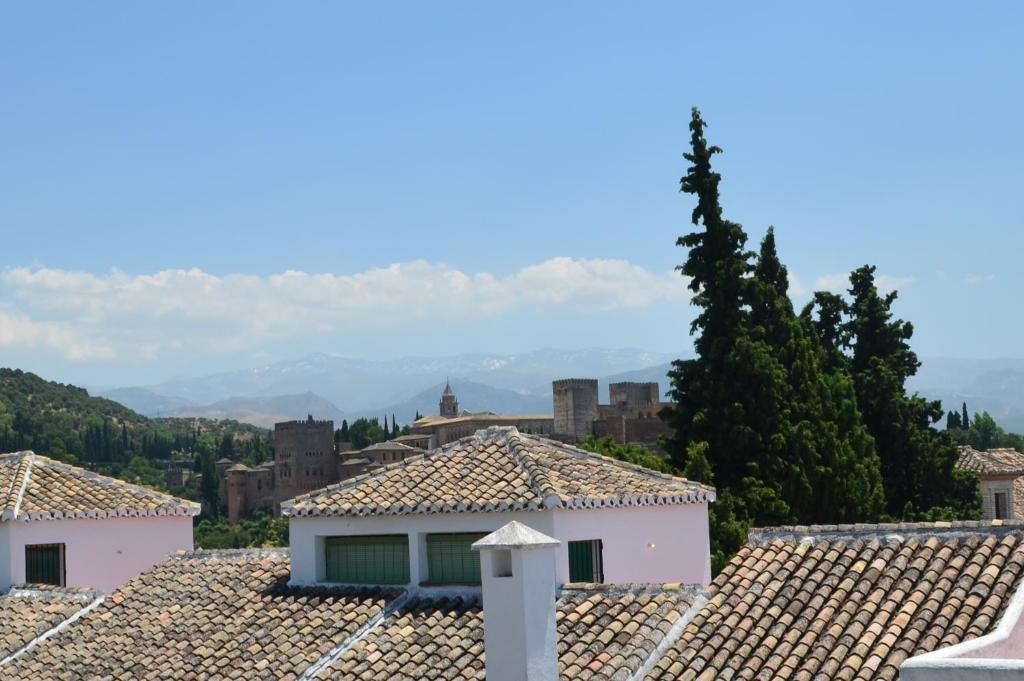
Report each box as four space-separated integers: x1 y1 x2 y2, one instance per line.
4 524 1024 680
282 427 714 518
646 521 1024 681
413 413 553 427
315 585 698 680
0 552 698 681
361 442 416 452
0 586 99 662
4 550 403 679
0 451 200 522
957 445 1024 476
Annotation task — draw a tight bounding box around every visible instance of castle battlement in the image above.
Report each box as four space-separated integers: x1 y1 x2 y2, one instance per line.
552 378 599 391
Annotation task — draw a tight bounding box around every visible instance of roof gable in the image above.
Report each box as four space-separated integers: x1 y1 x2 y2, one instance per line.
0 451 199 522
282 427 713 518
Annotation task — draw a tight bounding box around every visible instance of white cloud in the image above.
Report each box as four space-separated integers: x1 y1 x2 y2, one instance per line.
0 258 691 362
964 274 995 285
812 273 914 296
0 308 114 361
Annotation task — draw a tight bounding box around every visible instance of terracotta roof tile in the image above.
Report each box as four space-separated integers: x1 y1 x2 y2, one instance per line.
956 446 1024 476
645 522 1024 681
0 586 99 662
314 584 699 680
3 550 402 679
0 451 199 522
283 427 713 518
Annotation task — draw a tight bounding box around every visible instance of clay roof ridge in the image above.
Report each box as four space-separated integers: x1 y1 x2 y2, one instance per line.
281 452 432 514
503 429 559 506
4 585 102 602
748 519 1024 543
169 547 291 561
0 451 34 521
559 582 707 598
515 431 717 498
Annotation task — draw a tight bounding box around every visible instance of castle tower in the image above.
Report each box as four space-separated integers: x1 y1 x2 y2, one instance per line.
552 379 599 441
439 379 459 418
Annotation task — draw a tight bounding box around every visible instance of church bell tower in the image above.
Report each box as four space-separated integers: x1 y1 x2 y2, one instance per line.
439 378 459 418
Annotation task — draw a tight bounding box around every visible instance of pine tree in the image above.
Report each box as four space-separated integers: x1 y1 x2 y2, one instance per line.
946 410 962 430
340 419 349 442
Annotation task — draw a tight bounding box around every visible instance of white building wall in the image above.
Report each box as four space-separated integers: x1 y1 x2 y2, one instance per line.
289 501 712 588
980 478 1016 520
0 524 11 590
552 503 712 586
288 511 556 587
2 515 193 593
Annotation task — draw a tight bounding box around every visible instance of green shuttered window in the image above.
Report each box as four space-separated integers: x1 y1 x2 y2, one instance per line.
25 543 65 586
325 535 410 584
426 533 486 584
568 539 604 583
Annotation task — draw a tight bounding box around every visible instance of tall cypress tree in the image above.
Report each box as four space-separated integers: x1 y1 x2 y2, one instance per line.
844 266 977 518
962 402 970 430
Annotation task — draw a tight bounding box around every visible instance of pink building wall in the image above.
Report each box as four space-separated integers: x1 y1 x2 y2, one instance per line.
0 515 193 593
551 503 712 586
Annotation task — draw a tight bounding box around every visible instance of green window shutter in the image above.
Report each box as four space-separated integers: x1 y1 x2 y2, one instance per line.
25 544 65 586
426 533 486 584
568 539 604 583
325 535 409 584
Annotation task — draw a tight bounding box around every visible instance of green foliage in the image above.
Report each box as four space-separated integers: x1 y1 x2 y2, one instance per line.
347 417 387 449
947 409 1024 451
196 436 221 519
193 510 289 549
664 109 973 570
577 436 677 475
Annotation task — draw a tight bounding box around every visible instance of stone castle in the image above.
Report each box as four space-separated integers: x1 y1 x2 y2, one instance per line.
225 377 672 521
552 378 672 445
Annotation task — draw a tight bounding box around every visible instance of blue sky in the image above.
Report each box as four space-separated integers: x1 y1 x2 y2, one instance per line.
1 2 1022 386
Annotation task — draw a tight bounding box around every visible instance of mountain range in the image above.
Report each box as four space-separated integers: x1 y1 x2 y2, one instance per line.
97 348 677 428
96 350 1024 433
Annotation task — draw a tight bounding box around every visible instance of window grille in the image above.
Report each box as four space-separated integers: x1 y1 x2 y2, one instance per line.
25 543 65 586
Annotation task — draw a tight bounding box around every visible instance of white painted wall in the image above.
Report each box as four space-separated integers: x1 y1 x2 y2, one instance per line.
289 501 712 588
552 503 712 586
478 543 558 681
0 525 11 591
1 516 193 593
288 511 556 587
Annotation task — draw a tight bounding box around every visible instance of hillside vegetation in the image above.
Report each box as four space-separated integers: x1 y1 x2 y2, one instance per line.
0 368 269 486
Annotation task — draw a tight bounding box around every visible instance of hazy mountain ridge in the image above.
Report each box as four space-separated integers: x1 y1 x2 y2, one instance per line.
99 352 1024 433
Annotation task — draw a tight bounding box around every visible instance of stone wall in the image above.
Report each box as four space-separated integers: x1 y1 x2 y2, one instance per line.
273 417 336 503
552 379 599 440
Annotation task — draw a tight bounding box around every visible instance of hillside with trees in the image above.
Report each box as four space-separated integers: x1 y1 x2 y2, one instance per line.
0 368 273 506
664 109 980 571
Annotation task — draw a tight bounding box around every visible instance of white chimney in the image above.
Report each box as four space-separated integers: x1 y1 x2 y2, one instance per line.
472 521 560 681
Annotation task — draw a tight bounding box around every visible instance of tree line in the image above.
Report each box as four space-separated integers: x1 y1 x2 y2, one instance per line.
664 109 979 570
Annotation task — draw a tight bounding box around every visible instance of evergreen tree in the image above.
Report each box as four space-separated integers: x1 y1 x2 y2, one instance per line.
340 419 349 442
946 410 962 430
844 266 978 518
962 402 970 430
391 414 399 438
197 437 221 519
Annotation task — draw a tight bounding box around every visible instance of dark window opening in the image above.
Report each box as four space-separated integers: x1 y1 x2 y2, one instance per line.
995 492 1010 520
568 539 604 583
25 543 65 586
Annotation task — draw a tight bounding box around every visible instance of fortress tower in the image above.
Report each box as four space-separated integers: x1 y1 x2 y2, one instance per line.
273 415 335 503
552 378 599 441
439 379 459 418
